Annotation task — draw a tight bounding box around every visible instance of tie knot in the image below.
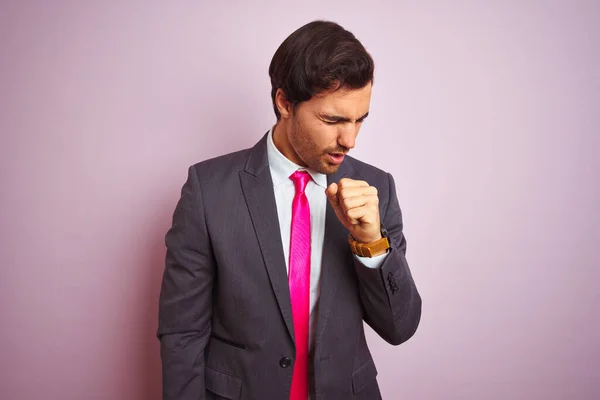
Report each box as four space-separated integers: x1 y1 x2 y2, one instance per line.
290 170 311 193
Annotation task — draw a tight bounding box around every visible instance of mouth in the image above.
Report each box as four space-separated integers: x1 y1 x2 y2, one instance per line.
327 152 345 165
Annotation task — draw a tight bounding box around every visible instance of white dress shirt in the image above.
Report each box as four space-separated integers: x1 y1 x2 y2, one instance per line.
266 129 386 352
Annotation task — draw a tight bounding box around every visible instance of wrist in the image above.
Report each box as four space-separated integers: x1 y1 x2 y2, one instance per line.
348 224 390 258
355 232 382 244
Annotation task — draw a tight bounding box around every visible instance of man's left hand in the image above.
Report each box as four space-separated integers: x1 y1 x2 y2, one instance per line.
325 178 382 244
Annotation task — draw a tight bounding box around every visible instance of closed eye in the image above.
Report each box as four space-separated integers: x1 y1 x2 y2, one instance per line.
320 112 369 125
323 118 366 125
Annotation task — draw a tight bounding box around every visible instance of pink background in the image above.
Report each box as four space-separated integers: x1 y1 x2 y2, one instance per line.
1 1 599 399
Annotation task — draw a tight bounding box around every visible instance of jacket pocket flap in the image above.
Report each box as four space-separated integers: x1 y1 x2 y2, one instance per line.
206 366 242 399
351 358 378 394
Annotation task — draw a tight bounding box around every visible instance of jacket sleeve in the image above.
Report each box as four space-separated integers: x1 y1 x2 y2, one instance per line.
158 165 215 399
354 172 422 345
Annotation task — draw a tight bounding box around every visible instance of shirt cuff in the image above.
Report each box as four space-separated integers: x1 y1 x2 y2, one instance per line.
354 251 388 269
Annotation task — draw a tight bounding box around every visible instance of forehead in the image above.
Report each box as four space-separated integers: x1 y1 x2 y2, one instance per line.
307 84 372 116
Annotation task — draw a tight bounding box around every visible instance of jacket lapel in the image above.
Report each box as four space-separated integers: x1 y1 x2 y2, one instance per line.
239 134 358 347
315 159 356 348
239 133 295 343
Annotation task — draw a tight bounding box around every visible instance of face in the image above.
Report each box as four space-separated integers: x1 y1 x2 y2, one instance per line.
275 83 372 175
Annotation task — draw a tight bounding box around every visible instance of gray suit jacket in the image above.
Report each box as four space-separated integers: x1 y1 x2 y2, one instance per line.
158 133 421 400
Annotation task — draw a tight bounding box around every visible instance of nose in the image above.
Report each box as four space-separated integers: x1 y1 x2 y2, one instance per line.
337 124 358 150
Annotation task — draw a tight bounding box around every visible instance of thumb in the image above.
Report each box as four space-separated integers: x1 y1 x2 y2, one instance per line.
325 182 339 205
326 183 348 226
325 183 341 213
325 183 337 201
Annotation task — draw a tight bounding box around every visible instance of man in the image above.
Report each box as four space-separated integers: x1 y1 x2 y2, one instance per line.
158 20 421 400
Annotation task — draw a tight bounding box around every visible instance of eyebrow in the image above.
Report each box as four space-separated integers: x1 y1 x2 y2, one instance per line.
320 111 370 123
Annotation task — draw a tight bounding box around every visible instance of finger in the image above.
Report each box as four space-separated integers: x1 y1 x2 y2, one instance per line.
338 186 378 201
347 205 379 225
346 207 367 225
340 195 370 212
338 178 370 189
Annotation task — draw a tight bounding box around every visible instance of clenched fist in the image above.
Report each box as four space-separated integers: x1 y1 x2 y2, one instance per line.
325 178 382 244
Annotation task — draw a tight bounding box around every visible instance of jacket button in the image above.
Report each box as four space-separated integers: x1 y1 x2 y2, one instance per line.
279 357 292 368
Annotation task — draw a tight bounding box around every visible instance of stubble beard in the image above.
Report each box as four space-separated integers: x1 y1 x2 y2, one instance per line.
290 118 341 175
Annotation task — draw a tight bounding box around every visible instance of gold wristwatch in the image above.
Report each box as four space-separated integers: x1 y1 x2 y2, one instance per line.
348 224 391 257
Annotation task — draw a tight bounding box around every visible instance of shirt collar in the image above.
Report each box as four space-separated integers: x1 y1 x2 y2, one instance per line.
266 128 328 189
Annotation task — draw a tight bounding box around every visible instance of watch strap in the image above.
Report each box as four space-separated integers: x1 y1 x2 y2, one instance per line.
348 234 390 257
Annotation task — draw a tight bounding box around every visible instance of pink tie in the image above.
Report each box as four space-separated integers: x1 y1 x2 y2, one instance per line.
289 170 311 400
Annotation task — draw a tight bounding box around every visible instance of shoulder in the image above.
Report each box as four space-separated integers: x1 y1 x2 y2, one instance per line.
344 155 391 186
187 147 252 185
192 147 249 172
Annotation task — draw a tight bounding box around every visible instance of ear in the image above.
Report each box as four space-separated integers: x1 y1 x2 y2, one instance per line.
275 88 294 120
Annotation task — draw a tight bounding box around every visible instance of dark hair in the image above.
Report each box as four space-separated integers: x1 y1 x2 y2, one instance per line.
269 20 375 120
